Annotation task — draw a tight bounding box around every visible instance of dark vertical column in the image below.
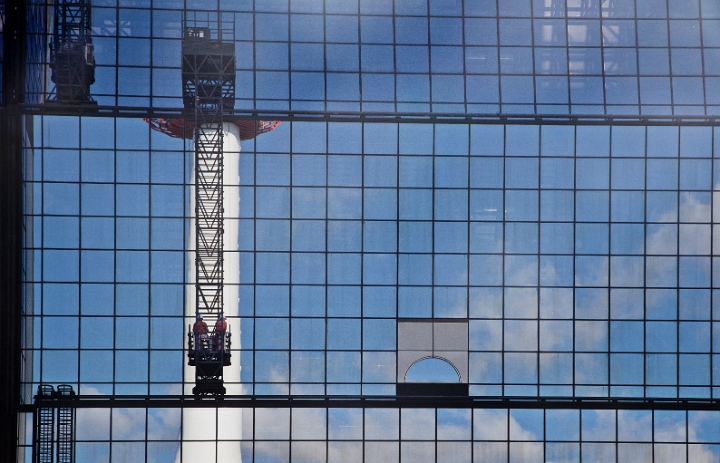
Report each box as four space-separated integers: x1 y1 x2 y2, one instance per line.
0 0 26 461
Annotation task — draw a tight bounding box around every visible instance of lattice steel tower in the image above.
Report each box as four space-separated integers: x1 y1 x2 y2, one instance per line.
47 0 95 104
182 13 235 396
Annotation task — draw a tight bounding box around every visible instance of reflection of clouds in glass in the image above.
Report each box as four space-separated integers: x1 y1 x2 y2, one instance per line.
150 411 185 463
474 409 510 440
401 441 434 463
575 321 607 351
255 408 397 462
470 319 501 350
610 256 644 287
539 256 574 287
610 288 644 319
541 287 574 320
582 409 616 441
401 409 435 440
436 409 471 440
75 388 182 463
580 442 615 463
618 409 652 441
470 287 503 318
680 224 711 255
77 409 111 442
474 441 509 463
575 256 609 287
436 441 472 463
575 288 609 319
647 224 677 255
646 191 713 257
328 188 361 219
328 441 363 463
504 256 538 287
280 409 720 463
469 351 502 384
504 320 538 351
680 192 711 223
328 408 363 440
646 255 677 287
574 353 607 387
504 287 538 318
540 321 573 352
434 286 469 318
362 351 396 383
504 352 538 384
470 222 503 253
364 442 398 463
269 366 290 384
654 410 687 442
72 402 720 463
292 408 327 440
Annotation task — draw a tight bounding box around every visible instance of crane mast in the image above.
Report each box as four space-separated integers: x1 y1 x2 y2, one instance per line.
182 16 235 396
47 0 95 104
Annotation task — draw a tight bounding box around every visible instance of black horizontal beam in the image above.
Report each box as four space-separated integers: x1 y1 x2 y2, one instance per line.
20 395 720 412
16 104 720 126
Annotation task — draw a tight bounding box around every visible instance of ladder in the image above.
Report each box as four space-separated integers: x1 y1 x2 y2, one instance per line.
34 385 75 463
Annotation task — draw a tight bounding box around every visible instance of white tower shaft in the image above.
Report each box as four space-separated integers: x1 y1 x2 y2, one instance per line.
177 122 242 462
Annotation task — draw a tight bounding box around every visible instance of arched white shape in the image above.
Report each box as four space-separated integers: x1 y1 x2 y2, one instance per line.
397 320 468 383
405 357 461 383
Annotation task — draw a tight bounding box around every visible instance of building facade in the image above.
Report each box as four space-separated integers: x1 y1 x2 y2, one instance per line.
3 0 720 461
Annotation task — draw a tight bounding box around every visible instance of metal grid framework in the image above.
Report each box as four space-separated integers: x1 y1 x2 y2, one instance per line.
7 0 720 461
10 0 720 114
14 111 720 461
19 398 720 463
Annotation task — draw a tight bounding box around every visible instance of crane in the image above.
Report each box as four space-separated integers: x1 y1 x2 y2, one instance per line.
144 13 279 397
46 0 95 104
181 18 235 396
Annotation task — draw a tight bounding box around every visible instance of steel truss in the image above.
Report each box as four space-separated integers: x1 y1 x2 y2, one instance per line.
16 104 720 127
26 395 720 412
182 12 235 396
33 385 75 463
47 0 95 104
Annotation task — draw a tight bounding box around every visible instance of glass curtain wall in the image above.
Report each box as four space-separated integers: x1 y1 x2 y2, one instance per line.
16 0 720 461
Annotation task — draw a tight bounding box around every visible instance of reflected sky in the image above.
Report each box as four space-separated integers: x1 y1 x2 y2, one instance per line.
15 0 720 460
405 358 460 383
67 404 720 462
27 118 720 398
35 0 715 114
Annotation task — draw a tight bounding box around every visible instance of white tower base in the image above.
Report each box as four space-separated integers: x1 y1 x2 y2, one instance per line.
176 122 242 462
